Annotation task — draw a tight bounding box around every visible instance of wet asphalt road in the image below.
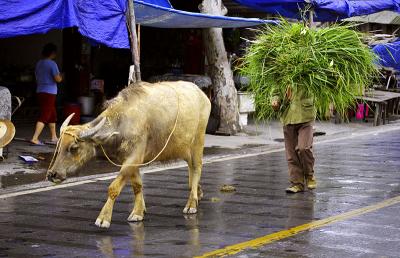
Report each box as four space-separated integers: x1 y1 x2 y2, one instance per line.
0 129 399 257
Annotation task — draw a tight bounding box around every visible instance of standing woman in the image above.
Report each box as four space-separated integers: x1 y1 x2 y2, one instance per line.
30 43 62 145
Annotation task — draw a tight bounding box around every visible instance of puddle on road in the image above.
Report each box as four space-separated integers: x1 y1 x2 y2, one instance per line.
2 144 266 189
204 146 234 155
0 152 116 188
204 144 265 155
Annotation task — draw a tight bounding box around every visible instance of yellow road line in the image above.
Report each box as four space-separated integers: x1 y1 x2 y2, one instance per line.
196 195 400 258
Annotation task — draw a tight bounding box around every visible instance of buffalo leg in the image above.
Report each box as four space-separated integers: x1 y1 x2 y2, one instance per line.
184 134 205 214
95 174 127 228
128 169 146 222
187 160 203 201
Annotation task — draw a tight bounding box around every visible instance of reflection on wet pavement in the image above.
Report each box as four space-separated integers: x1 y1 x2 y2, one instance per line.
0 130 399 257
0 144 268 188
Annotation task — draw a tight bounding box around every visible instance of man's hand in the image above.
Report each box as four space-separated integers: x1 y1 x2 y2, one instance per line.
271 100 280 111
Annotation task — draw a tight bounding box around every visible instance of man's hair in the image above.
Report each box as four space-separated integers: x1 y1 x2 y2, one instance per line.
42 43 57 57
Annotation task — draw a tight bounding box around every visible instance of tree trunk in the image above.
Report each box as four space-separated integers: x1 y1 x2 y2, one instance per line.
200 0 240 135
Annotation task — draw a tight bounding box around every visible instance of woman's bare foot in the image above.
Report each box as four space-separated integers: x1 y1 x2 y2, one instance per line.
30 139 45 146
30 138 40 144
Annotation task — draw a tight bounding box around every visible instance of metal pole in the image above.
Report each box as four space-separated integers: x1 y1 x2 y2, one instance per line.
127 0 141 82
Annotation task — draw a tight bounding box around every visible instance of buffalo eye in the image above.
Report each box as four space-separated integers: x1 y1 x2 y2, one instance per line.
68 144 79 154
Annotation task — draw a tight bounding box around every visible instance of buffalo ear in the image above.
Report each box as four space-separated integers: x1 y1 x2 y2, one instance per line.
92 131 120 142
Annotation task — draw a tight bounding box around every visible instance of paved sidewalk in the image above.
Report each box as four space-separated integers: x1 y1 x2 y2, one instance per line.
206 119 380 149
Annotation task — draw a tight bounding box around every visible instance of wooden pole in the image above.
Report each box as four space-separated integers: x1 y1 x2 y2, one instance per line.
127 0 141 82
304 0 315 28
309 9 315 28
138 24 141 59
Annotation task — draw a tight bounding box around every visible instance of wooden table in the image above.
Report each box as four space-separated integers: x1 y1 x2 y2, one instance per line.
374 87 400 115
356 90 400 126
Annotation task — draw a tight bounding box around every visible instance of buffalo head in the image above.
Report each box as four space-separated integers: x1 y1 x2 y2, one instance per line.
46 114 108 183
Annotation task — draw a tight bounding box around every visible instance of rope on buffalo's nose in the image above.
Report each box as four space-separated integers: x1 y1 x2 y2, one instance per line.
46 132 65 180
99 86 180 167
46 128 83 181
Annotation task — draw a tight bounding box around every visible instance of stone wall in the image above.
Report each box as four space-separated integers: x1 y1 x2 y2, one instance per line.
0 87 11 120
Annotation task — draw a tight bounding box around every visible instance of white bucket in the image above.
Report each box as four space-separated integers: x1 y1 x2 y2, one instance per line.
238 92 256 113
239 113 248 126
78 96 95 116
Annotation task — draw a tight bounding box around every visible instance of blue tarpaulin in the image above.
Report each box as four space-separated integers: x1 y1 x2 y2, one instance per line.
0 0 272 49
233 0 400 21
373 41 400 70
142 0 172 8
134 1 273 28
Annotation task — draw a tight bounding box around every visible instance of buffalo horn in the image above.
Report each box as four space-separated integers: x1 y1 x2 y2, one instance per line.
79 117 107 139
60 113 75 134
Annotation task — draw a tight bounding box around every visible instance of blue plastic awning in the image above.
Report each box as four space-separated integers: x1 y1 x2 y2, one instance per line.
233 0 400 21
141 0 172 8
0 0 274 49
134 1 273 28
373 41 400 70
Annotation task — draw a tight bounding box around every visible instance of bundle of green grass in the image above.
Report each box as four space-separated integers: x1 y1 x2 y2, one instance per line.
239 20 378 120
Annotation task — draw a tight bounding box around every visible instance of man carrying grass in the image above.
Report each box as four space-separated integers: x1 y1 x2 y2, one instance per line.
240 21 377 193
272 86 317 193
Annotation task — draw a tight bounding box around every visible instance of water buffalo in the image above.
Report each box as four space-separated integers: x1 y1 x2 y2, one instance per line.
47 81 211 228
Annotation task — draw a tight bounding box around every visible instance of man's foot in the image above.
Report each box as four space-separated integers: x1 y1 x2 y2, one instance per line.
285 184 304 193
306 175 317 190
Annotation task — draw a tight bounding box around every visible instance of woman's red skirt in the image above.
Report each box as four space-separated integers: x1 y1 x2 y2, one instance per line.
37 92 57 124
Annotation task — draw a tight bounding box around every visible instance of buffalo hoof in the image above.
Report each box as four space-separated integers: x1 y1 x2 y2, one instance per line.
127 214 144 222
183 207 197 214
95 218 110 228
